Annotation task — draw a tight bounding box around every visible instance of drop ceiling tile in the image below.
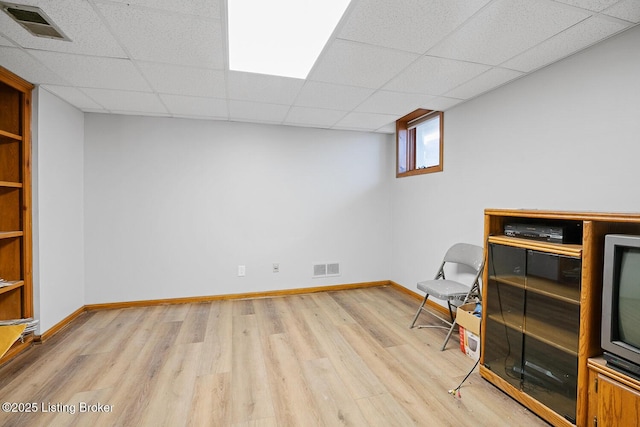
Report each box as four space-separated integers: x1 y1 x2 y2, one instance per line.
284 106 346 128
309 40 419 88
96 2 224 68
81 88 168 114
29 51 151 91
0 34 12 46
227 71 304 105
502 16 630 72
0 0 126 57
41 85 104 110
376 122 396 134
101 0 221 18
445 68 524 99
160 94 228 118
338 0 492 54
228 100 290 124
137 62 226 98
295 81 374 111
428 0 590 66
552 0 619 12
604 0 640 23
424 96 465 111
383 56 491 96
333 111 398 132
0 47 68 85
354 90 436 116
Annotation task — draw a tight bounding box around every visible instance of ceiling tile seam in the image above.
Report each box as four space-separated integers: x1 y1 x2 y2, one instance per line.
0 42 73 85
86 0 160 96
332 35 427 57
40 85 108 112
75 87 116 112
417 0 501 57
285 108 350 129
301 0 363 79
492 14 627 73
91 0 224 22
220 0 232 124
596 11 640 25
546 0 618 14
445 73 528 106
282 0 366 108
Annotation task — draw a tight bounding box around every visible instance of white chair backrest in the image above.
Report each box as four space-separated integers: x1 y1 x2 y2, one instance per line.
443 243 484 272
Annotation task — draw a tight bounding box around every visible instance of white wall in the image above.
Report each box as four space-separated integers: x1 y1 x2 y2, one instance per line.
31 23 640 323
391 25 640 291
32 87 85 332
83 116 393 304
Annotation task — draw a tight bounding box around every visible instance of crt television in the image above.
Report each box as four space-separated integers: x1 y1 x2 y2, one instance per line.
602 234 640 378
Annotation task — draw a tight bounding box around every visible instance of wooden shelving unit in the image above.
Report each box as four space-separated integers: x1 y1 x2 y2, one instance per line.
0 66 34 364
481 209 640 427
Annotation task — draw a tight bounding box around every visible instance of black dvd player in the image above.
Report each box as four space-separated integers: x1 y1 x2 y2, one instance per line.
504 222 581 244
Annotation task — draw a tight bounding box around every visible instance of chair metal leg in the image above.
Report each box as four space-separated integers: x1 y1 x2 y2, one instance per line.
447 301 455 323
409 294 429 328
440 318 458 351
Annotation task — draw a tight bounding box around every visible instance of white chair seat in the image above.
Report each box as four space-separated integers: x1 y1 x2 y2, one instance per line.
417 279 470 300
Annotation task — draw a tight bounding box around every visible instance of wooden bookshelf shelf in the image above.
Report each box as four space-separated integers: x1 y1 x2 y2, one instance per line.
0 280 24 295
0 181 23 188
0 128 22 141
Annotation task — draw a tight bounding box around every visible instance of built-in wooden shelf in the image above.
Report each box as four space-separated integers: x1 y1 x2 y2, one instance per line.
0 66 33 366
0 280 24 296
0 128 22 141
490 274 580 305
0 231 24 239
488 235 582 258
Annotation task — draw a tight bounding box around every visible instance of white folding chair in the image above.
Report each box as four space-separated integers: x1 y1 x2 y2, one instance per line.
409 243 485 351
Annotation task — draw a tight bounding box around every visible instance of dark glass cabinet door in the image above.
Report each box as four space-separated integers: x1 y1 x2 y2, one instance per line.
523 250 580 423
484 243 581 423
484 244 526 389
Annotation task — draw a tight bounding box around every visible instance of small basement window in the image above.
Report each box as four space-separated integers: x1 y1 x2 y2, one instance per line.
396 109 443 178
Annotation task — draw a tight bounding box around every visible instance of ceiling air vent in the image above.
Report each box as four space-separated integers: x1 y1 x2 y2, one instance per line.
1 2 70 41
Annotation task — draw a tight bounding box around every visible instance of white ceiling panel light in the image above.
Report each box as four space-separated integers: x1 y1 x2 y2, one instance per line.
228 0 351 79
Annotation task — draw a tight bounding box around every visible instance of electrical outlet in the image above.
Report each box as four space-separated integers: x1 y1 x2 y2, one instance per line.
273 263 279 273
238 265 246 277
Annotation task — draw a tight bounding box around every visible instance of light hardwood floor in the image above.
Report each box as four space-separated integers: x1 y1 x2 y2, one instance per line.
0 286 549 426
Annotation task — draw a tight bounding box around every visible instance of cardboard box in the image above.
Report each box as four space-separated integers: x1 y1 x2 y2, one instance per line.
457 303 481 360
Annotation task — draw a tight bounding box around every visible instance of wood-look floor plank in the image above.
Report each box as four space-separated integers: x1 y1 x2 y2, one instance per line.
301 304 388 400
311 292 357 326
109 321 182 426
338 323 464 426
261 333 323 426
137 342 201 426
230 314 275 424
329 290 404 348
355 393 417 427
274 296 326 361
197 300 233 376
174 303 211 344
302 357 369 426
0 287 550 427
188 372 231 426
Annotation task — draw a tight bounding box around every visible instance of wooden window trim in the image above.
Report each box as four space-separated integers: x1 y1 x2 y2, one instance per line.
396 109 443 178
